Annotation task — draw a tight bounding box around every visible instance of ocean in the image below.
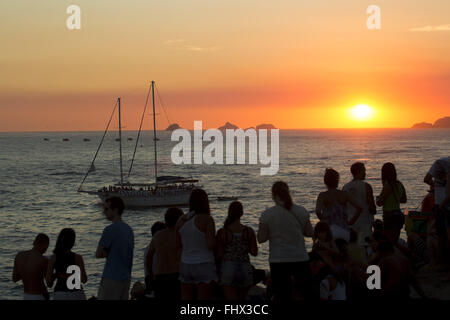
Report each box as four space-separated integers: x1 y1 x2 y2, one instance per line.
1 128 449 299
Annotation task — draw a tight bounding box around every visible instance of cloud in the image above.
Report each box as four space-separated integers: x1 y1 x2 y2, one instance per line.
164 39 218 52
409 24 450 32
184 45 219 52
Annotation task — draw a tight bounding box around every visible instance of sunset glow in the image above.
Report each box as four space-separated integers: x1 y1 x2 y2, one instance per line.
0 1 449 131
349 105 375 121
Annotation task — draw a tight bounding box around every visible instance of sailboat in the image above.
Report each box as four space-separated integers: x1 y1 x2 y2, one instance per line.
78 81 199 207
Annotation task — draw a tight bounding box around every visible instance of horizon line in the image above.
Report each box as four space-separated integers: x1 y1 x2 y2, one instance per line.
3 127 448 133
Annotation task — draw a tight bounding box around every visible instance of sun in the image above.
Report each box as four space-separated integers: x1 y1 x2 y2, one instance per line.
350 104 374 121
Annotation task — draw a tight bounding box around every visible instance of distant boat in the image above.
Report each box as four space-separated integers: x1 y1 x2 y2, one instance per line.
43 138 49 141
127 137 133 141
83 138 90 142
78 81 200 207
63 138 70 141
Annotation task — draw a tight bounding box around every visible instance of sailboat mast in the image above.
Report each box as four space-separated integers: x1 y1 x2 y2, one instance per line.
152 81 158 184
118 97 124 185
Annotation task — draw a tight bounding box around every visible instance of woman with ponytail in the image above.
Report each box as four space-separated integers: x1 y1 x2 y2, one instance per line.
257 181 315 300
216 201 257 300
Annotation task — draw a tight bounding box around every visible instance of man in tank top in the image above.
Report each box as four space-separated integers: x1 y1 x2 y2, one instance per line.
343 162 377 245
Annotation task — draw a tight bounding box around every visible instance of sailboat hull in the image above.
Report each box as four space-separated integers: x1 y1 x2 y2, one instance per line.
96 188 193 207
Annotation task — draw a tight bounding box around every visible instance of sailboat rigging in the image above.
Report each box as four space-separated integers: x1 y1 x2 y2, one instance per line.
78 81 199 207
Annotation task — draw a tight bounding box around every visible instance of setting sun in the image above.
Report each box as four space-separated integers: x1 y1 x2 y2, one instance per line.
349 104 375 121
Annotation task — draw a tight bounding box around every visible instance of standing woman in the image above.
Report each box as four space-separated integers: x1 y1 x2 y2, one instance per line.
216 201 258 300
376 162 407 242
257 181 315 300
45 228 87 300
316 168 362 241
176 188 218 300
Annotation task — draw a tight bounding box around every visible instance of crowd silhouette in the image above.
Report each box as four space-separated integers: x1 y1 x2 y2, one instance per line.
12 157 450 300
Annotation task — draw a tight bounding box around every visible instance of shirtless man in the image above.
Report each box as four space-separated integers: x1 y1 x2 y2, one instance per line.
146 207 184 300
12 234 50 300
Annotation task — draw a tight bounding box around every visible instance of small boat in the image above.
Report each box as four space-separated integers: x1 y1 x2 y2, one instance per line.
43 138 49 141
127 137 133 141
63 138 70 141
78 81 200 207
83 138 90 142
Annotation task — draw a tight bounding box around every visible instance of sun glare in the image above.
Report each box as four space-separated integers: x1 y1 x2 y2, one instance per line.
350 104 374 121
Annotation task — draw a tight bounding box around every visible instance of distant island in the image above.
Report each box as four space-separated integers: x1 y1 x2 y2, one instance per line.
165 123 181 131
218 122 239 131
217 122 276 131
412 116 450 129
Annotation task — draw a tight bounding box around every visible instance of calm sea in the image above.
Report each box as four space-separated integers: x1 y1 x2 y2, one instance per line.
1 129 449 299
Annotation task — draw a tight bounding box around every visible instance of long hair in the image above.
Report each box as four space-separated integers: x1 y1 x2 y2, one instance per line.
223 201 247 243
224 201 243 228
381 162 397 184
324 168 339 189
189 188 210 215
53 228 76 256
272 181 293 210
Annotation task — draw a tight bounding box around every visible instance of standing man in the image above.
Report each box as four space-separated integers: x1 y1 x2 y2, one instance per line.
12 233 50 300
343 162 377 245
424 156 450 265
96 196 134 300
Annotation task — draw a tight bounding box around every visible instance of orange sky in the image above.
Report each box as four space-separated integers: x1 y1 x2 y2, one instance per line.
0 0 449 131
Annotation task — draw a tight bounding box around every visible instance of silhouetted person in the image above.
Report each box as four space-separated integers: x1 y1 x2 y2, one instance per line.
46 228 87 300
316 168 362 241
258 181 315 300
376 163 407 243
176 189 217 300
424 156 450 265
216 201 258 300
146 208 184 300
144 221 166 297
13 233 50 300
343 162 377 245
96 197 134 300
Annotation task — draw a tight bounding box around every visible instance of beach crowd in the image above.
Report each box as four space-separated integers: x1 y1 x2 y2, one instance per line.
12 156 450 300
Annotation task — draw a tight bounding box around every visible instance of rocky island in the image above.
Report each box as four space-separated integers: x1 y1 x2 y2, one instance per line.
165 123 181 131
412 116 450 129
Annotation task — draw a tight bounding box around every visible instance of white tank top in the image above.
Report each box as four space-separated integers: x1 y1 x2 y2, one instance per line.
179 212 215 264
